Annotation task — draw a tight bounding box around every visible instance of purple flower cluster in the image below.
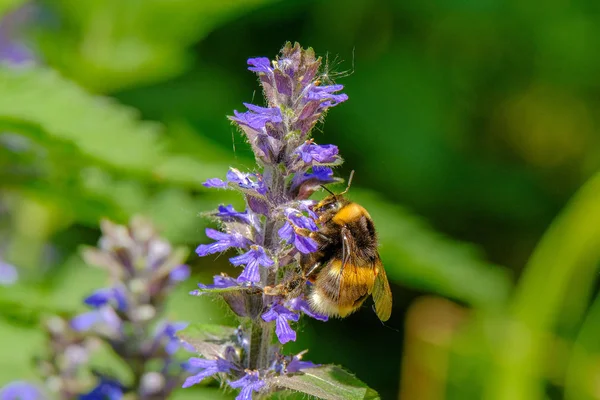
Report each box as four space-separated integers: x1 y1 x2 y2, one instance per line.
184 43 346 399
39 217 191 399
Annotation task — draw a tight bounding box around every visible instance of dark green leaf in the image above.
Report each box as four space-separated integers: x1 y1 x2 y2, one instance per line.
0 66 228 188
352 189 512 309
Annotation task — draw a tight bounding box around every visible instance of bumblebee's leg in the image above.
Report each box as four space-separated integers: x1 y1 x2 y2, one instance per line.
264 275 305 296
293 227 332 243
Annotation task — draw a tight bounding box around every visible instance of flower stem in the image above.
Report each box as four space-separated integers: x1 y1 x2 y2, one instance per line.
249 165 285 370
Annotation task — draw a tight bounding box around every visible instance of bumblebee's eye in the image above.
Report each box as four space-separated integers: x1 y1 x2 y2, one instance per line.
325 202 338 211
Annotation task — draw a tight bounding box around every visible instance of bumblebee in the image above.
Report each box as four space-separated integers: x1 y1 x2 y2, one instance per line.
297 173 392 321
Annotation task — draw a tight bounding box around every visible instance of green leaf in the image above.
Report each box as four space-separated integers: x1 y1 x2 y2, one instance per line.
0 66 229 188
0 320 44 386
267 365 380 400
177 323 237 359
34 0 279 92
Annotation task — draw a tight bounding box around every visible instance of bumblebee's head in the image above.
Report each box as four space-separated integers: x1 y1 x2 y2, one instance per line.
312 195 351 224
314 195 343 214
313 171 354 221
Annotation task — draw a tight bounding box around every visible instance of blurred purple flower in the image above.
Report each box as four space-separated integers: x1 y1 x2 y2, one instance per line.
79 377 124 400
0 382 44 400
70 307 121 334
169 264 191 282
84 287 127 311
0 260 17 285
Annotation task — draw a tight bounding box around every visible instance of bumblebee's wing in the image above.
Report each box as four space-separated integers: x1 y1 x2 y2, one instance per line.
341 226 352 273
372 260 392 321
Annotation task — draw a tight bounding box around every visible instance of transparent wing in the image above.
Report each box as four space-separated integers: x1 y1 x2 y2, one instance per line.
372 261 392 321
340 226 353 274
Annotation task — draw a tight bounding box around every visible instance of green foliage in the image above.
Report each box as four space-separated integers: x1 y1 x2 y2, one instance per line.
0 0 24 17
35 0 278 92
0 65 221 182
484 171 600 400
4 0 600 398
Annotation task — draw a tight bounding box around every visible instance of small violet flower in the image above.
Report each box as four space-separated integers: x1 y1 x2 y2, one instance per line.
278 209 318 254
262 305 300 344
230 246 274 283
196 229 250 257
182 358 236 388
228 371 266 400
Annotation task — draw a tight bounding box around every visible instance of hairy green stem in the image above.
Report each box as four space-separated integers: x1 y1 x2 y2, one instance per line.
248 165 286 370
484 171 600 400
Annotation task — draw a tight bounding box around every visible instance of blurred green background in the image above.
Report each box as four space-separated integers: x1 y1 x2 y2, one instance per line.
2 0 600 399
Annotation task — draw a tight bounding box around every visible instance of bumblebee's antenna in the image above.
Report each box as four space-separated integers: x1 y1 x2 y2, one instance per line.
320 185 335 196
340 170 355 195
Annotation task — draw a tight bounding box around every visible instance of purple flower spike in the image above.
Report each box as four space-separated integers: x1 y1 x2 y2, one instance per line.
230 246 274 283
0 381 45 400
287 296 328 322
182 357 235 388
262 305 299 344
196 229 250 257
229 371 265 400
84 287 128 311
